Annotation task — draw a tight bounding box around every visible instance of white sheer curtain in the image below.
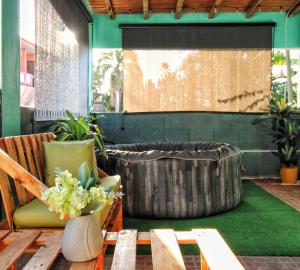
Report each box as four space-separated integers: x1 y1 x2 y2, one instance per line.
34 0 85 120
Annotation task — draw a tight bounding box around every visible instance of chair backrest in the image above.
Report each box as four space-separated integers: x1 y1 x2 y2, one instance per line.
0 133 55 229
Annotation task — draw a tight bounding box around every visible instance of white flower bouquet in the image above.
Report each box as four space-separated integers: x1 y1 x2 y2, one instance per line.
41 162 121 219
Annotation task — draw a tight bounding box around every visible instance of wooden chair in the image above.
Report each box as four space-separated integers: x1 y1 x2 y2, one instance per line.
0 133 122 232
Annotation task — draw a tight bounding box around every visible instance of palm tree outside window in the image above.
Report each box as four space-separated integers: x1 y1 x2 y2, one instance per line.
93 50 123 112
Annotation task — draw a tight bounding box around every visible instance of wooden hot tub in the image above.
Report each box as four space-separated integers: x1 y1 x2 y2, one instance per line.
98 142 242 219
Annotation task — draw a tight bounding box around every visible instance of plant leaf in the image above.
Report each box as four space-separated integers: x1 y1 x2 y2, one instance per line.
78 162 90 188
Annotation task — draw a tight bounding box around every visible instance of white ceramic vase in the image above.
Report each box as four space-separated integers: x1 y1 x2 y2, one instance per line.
62 214 103 262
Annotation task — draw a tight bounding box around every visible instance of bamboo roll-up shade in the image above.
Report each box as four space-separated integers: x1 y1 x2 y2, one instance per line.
123 49 271 113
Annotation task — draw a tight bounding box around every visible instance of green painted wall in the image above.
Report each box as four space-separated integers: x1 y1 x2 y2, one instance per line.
92 13 300 48
2 0 20 136
89 11 300 178
93 112 280 177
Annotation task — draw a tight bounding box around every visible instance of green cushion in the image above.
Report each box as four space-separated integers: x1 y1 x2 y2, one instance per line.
13 175 121 229
43 139 97 187
98 175 121 192
13 199 67 228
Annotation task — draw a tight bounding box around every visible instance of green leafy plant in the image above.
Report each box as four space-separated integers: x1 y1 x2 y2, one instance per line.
78 162 96 190
253 94 300 167
272 119 300 167
279 144 298 167
272 51 286 66
41 162 121 219
48 110 108 159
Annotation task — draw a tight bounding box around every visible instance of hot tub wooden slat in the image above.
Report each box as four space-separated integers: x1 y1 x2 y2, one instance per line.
99 142 242 219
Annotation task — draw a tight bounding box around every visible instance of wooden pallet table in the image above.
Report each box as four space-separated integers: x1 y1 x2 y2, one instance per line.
0 229 244 270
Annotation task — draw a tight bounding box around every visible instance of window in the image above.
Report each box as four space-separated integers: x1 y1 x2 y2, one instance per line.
91 25 300 113
20 0 91 119
272 49 300 106
20 0 35 108
92 49 123 112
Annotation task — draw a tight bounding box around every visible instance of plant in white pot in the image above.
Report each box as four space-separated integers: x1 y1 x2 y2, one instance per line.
41 162 121 262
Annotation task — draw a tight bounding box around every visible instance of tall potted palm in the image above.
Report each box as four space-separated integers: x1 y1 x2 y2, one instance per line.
253 95 300 184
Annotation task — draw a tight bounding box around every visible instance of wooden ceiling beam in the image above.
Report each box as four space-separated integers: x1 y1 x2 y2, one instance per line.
246 0 264 18
143 0 149 20
175 0 184 19
287 0 300 17
104 0 114 19
208 0 224 19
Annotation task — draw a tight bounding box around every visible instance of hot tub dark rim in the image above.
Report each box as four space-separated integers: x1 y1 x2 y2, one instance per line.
104 141 240 162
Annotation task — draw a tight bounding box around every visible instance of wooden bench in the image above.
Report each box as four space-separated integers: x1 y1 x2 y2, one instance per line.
0 229 244 270
0 133 122 232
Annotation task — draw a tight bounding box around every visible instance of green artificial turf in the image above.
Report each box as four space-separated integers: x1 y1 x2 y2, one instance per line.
123 181 300 256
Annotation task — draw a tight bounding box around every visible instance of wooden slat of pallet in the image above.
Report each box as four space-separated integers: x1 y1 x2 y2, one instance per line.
104 231 196 245
0 230 10 241
94 231 107 270
3 230 63 249
0 230 41 270
150 229 186 270
3 137 29 205
193 229 245 270
69 260 97 270
175 231 195 244
111 230 137 270
23 232 63 270
3 231 34 244
200 253 209 270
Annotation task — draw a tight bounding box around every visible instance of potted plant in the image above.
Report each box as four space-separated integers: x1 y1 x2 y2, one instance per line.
279 144 298 183
41 162 121 262
48 110 108 159
253 94 300 184
275 119 299 184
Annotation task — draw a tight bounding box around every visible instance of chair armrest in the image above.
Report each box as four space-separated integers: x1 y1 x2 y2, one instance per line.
0 149 48 202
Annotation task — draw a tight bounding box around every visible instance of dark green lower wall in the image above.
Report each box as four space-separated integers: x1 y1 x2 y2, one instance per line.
21 108 280 178
94 112 280 177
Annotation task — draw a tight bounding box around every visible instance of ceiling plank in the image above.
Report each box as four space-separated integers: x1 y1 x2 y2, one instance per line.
246 0 264 18
287 0 300 17
143 0 149 20
104 0 114 19
208 0 224 19
175 0 184 19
